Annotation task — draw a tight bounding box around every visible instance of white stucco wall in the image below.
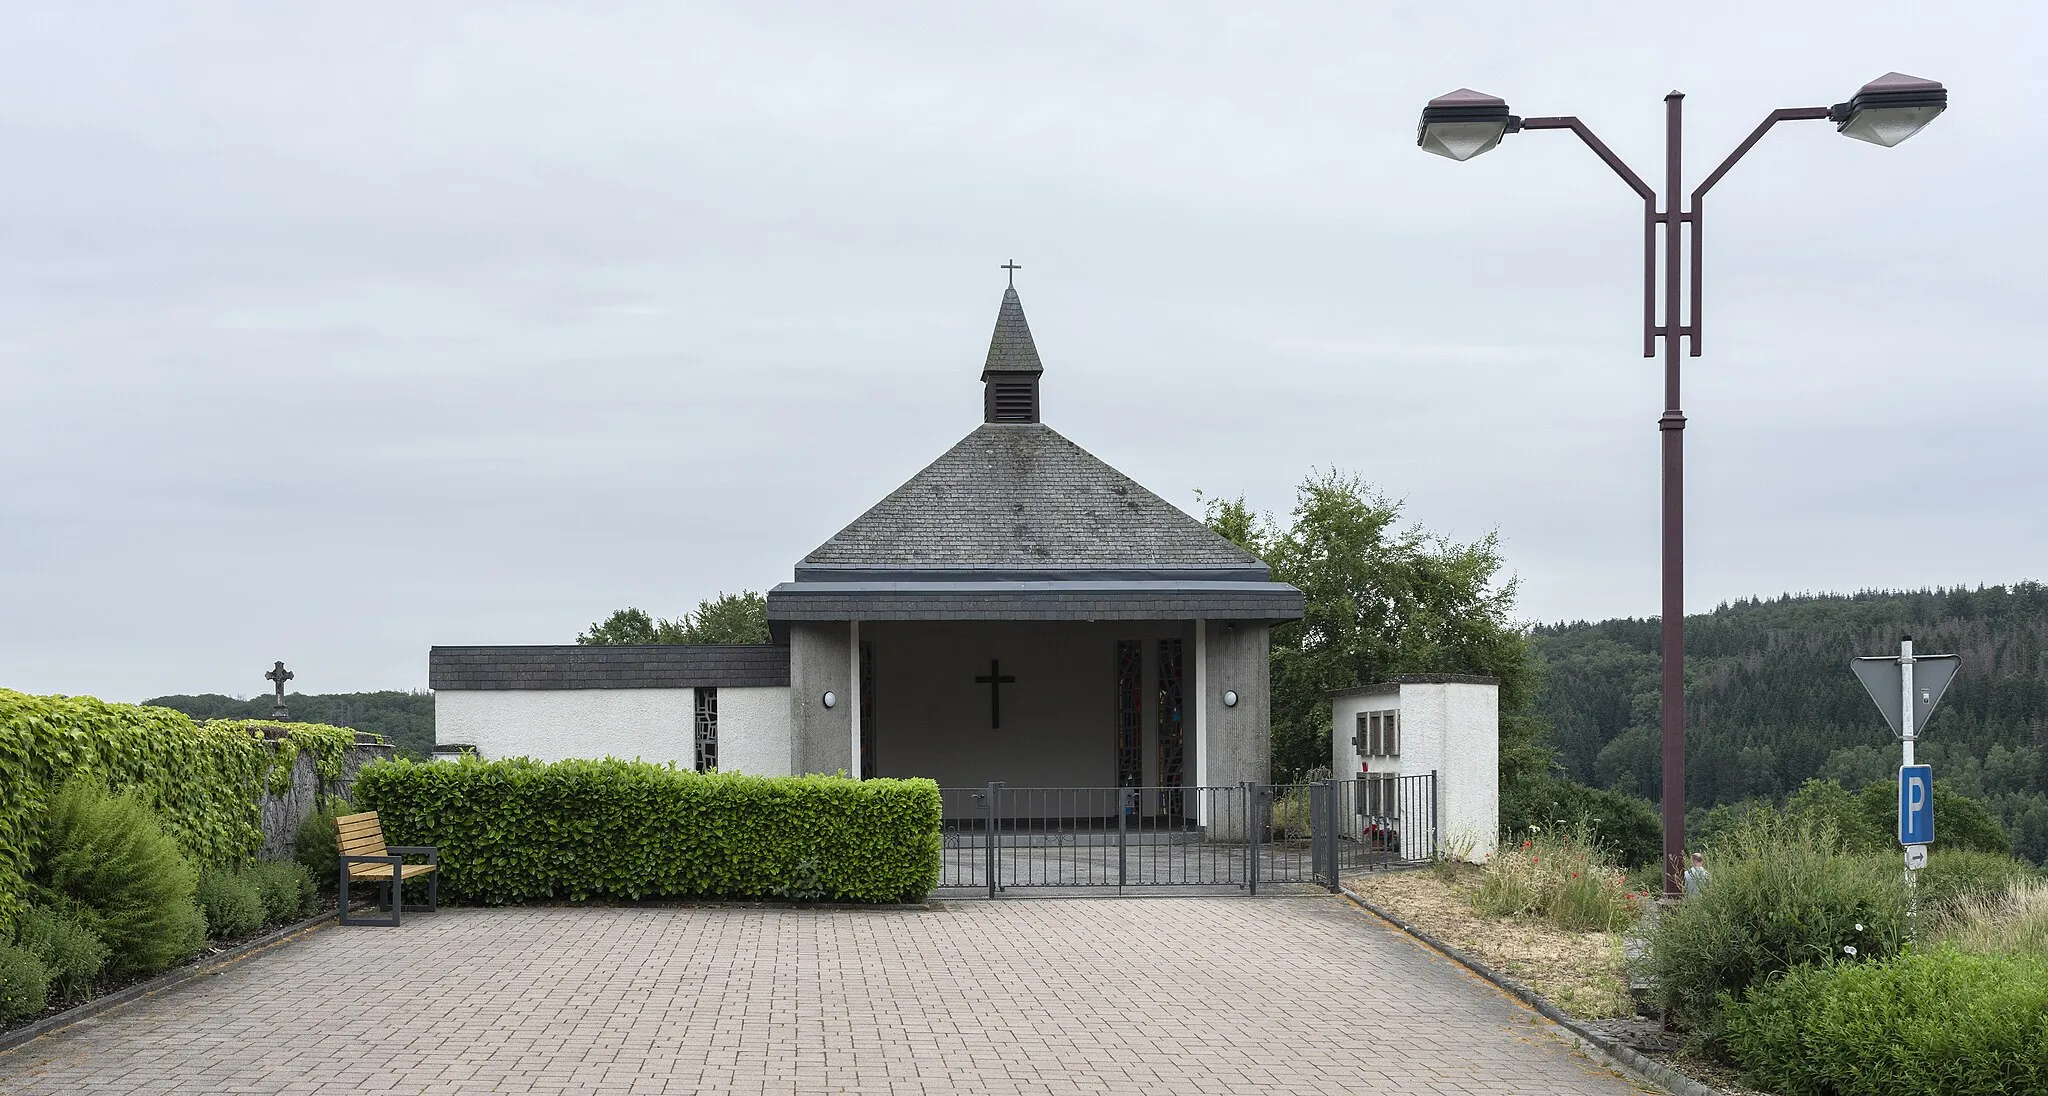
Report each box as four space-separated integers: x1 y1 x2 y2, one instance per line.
435 686 793 774
716 686 792 776
1331 680 1498 861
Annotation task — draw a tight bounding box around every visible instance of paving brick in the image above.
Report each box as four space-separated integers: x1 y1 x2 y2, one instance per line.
0 899 1650 1095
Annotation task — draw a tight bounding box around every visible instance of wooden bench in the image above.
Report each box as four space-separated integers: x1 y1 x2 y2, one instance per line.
335 811 438 927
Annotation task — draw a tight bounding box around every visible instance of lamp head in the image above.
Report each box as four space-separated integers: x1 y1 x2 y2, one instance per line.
1832 72 1946 147
1417 88 1518 161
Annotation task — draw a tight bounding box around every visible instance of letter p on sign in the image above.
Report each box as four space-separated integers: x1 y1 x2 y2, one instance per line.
1899 765 1935 846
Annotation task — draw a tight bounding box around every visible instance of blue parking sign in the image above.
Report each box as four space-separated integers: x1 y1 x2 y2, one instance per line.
1899 765 1934 846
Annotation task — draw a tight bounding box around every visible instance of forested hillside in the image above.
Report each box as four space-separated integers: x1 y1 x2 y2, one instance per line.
1530 584 2048 862
143 690 434 758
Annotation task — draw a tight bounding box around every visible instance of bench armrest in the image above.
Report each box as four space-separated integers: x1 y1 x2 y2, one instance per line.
341 854 401 866
386 846 438 862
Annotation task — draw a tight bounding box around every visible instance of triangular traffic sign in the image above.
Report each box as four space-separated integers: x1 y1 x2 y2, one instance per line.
1852 654 1960 738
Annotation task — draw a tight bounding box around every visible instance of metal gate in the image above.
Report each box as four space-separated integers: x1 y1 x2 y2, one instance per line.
936 774 1437 896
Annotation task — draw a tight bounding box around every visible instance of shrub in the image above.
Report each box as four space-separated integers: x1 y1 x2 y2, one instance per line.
195 871 265 939
33 779 206 976
0 688 362 925
10 906 107 1004
1938 877 2048 958
1724 948 2048 1096
1473 821 1640 932
1916 850 2039 916
354 757 942 904
1643 815 1907 1035
244 860 316 924
1856 778 2010 855
0 942 49 1023
294 799 350 893
1500 776 1662 868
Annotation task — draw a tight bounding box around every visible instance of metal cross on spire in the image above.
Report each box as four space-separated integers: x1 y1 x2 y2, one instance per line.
1001 259 1021 287
265 660 294 720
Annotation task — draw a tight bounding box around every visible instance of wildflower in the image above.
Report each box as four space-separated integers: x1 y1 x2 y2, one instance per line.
1843 945 1858 957
1571 872 1580 878
1854 923 1865 932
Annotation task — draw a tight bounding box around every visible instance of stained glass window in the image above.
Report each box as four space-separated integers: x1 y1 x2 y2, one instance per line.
1115 640 1142 791
1157 638 1185 816
694 687 718 773
860 642 876 780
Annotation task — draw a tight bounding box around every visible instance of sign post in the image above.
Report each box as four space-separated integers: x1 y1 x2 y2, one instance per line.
1853 636 1960 941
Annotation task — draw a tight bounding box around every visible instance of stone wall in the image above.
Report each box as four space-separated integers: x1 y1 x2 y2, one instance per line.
257 740 395 860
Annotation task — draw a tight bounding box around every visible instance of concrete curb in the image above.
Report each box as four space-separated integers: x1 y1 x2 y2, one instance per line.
1339 886 1724 1096
0 911 337 1056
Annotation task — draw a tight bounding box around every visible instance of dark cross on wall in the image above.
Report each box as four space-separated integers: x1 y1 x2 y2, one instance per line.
974 659 1016 730
265 660 294 720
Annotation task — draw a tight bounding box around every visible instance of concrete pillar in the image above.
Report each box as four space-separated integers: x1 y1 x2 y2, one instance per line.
1201 620 1270 840
788 621 853 775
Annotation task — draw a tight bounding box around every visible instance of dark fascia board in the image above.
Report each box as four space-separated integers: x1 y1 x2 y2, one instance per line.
765 580 1304 622
791 563 1274 583
1325 673 1500 700
430 644 790 691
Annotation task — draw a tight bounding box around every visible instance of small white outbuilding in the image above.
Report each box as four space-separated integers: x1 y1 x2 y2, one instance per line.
1329 675 1499 862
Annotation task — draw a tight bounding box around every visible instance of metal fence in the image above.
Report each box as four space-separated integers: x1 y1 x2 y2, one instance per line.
936 773 1437 897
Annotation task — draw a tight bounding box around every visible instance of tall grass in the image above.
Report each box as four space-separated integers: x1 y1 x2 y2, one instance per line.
1471 821 1640 932
1937 877 2048 958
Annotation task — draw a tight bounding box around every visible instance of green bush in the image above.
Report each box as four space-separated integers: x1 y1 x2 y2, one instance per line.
294 799 350 893
33 779 206 976
0 942 49 1023
0 688 361 926
1642 815 1908 1035
10 906 106 1004
1500 776 1662 868
244 860 316 924
195 871 264 939
354 758 942 904
1725 947 2048 1096
1855 778 2010 855
1918 850 2039 915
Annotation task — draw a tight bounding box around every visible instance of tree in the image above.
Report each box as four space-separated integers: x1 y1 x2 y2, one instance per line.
577 592 771 646
1202 471 1535 781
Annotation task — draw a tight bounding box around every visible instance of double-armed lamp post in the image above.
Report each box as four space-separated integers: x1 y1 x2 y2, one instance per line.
1416 73 1948 897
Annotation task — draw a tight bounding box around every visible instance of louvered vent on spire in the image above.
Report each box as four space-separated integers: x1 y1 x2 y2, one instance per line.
981 284 1042 423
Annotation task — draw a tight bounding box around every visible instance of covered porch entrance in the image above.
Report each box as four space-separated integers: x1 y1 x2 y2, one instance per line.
858 620 1205 816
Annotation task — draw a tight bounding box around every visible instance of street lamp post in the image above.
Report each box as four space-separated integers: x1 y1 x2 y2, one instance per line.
1417 74 1947 898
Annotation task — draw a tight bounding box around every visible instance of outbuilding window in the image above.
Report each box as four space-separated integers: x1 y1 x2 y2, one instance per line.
1354 709 1399 758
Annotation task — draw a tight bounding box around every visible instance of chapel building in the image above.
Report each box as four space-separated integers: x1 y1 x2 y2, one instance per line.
431 283 1305 810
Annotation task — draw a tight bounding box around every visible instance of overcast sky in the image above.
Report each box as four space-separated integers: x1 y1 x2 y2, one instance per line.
3 3 2040 701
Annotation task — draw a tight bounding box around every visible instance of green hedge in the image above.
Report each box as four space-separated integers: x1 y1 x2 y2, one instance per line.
352 757 942 904
0 689 359 928
1725 948 2048 1096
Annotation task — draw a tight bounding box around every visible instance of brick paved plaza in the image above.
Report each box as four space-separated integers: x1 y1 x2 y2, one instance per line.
0 898 1649 1095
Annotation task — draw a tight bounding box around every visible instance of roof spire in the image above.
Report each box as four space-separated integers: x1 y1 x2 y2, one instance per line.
981 279 1043 379
982 270 1042 423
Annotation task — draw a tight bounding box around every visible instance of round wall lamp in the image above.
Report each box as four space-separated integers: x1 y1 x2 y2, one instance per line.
1222 690 1239 708
822 691 837 709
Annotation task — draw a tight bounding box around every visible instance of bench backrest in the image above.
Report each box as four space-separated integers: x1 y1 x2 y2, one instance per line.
335 811 390 860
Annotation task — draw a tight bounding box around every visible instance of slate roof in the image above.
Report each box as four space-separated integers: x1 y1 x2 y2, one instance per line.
800 423 1261 569
768 580 1302 621
430 645 789 691
981 286 1042 377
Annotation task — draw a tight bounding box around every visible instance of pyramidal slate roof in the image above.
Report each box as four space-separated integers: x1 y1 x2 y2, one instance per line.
981 286 1043 378
802 423 1257 568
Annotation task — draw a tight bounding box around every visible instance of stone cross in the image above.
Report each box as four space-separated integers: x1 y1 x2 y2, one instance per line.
265 660 294 720
974 659 1016 730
